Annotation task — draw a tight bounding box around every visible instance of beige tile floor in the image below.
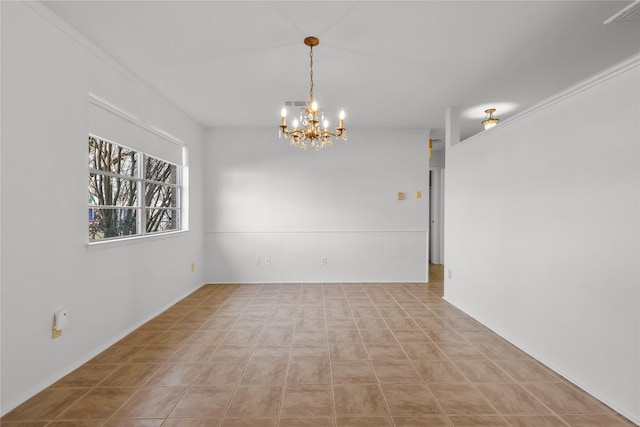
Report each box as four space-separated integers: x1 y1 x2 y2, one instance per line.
2 265 636 426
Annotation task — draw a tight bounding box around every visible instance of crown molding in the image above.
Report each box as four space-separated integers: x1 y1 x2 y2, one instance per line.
24 1 198 129
89 93 186 148
457 53 640 148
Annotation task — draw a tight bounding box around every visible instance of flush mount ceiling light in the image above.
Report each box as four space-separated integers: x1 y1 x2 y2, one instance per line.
279 36 346 151
482 108 500 130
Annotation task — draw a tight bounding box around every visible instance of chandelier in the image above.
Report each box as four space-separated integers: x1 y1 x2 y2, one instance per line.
482 108 499 130
279 36 346 151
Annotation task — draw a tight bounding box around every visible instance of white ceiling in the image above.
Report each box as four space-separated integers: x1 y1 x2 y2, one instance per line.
43 1 639 141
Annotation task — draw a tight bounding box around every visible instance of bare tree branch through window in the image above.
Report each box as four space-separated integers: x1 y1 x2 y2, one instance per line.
88 135 181 241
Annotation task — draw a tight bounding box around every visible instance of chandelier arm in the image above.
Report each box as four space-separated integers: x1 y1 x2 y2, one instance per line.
318 128 345 138
281 126 302 138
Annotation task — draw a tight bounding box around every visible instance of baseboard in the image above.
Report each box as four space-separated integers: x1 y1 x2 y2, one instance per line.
204 281 429 285
442 296 640 426
1 283 204 417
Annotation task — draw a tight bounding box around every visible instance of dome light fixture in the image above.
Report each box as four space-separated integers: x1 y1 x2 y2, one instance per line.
279 36 347 151
482 108 499 130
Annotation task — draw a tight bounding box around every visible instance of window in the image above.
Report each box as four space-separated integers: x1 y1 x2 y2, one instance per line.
88 135 181 242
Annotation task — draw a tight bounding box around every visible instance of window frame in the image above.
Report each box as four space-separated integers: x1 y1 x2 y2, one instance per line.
88 134 183 243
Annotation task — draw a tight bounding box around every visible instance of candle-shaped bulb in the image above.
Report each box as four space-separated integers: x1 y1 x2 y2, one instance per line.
311 100 318 112
293 119 299 129
281 107 287 126
323 119 329 130
339 109 345 128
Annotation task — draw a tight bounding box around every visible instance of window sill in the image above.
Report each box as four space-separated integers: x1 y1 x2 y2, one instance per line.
85 229 189 251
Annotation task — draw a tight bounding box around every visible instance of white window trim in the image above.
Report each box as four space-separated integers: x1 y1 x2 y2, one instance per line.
86 229 189 251
87 94 190 246
88 135 184 244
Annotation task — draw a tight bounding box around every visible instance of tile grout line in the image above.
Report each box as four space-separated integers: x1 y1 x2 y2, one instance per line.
400 283 511 426
403 283 570 426
274 283 302 427
203 284 257 426
378 284 454 427
169 284 240 427
321 283 339 427
351 284 398 427
323 283 338 427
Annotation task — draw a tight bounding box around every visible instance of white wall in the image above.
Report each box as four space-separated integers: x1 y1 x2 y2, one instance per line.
204 128 430 283
444 56 639 423
430 148 445 168
0 2 205 415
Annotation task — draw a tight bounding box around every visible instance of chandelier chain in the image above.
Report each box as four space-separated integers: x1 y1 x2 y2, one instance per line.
309 46 314 102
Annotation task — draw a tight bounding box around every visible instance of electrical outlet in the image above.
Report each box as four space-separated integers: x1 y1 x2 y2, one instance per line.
447 269 452 279
265 257 271 266
321 257 328 265
256 257 261 266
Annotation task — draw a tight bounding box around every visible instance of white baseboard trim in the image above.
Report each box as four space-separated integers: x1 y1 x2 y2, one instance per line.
442 296 640 426
0 283 204 417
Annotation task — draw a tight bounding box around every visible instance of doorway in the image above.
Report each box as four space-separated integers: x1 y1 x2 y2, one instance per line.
429 167 444 265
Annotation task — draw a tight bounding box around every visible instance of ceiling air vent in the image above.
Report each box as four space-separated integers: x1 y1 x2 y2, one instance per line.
284 101 307 107
604 0 640 24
